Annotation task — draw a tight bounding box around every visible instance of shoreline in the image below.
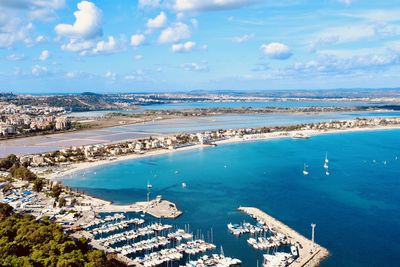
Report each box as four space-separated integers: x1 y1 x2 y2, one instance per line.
47 124 400 181
2 108 398 150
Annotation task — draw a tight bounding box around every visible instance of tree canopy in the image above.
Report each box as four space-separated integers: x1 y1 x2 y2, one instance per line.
0 203 117 267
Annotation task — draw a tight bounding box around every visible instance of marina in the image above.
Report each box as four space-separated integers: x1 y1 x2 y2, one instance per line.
60 129 400 267
73 212 241 267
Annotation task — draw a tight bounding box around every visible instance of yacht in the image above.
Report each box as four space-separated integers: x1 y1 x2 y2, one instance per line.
182 182 187 188
303 164 309 176
324 152 329 164
147 181 153 189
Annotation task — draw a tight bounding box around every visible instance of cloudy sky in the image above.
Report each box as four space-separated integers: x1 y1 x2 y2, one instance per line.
1 0 400 93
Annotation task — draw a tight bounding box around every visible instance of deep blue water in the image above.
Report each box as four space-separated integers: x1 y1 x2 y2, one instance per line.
61 130 400 267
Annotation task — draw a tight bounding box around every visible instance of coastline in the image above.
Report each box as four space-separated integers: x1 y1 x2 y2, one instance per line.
47 124 400 181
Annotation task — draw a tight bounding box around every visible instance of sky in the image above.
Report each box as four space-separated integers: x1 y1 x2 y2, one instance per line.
1 0 400 93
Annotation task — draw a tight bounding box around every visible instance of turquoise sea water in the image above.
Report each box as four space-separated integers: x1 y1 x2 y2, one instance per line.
62 129 400 266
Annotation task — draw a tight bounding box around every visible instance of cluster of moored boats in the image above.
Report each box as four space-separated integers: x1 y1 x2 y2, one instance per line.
83 213 128 229
134 240 217 266
82 213 242 267
227 222 269 236
263 252 296 267
113 229 195 256
227 219 298 267
247 232 290 250
183 254 242 267
89 218 145 235
95 222 173 247
118 236 170 255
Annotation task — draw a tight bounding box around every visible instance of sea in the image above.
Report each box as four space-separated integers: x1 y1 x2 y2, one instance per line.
60 129 400 267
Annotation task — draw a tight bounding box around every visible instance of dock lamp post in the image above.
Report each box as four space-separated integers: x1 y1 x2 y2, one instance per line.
311 223 316 252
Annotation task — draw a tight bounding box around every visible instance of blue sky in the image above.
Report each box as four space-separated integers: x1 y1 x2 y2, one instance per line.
1 0 400 93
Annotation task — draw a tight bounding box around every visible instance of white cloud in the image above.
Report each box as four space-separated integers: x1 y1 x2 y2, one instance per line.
231 33 253 43
35 35 46 43
181 61 208 71
346 10 400 22
7 53 26 61
65 71 85 78
261 42 292 60
191 18 199 28
104 71 116 80
131 34 145 47
31 64 47 76
61 39 95 52
146 12 167 29
39 50 50 61
124 70 146 81
55 1 102 40
158 22 191 44
0 0 65 10
171 41 196 53
134 54 144 60
290 52 400 76
139 0 160 8
92 36 117 54
337 0 352 5
0 1 63 48
61 36 122 56
0 18 33 48
173 0 261 12
0 0 65 21
310 23 400 51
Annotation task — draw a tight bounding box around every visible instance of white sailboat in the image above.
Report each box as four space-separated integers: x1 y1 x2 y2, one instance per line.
303 164 309 176
324 162 329 169
324 152 329 169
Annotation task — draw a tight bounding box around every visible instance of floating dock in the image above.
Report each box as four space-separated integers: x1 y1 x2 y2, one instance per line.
238 207 329 267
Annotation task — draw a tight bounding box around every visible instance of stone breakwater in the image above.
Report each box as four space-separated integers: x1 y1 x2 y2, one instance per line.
238 207 329 267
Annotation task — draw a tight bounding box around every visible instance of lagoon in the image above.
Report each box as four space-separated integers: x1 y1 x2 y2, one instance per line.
3 111 400 157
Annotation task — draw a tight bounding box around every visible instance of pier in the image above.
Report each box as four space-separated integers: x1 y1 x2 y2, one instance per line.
238 207 329 267
93 196 182 219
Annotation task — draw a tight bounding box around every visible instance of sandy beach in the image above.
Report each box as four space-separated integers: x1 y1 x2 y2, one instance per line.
46 124 400 181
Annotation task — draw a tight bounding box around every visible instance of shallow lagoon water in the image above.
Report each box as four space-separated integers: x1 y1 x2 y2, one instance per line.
70 100 384 117
4 111 400 157
62 129 400 267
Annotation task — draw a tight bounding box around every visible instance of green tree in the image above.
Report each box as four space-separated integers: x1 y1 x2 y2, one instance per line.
58 197 66 208
0 203 13 220
0 204 115 267
71 198 78 206
32 178 45 192
51 184 63 198
0 155 19 170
